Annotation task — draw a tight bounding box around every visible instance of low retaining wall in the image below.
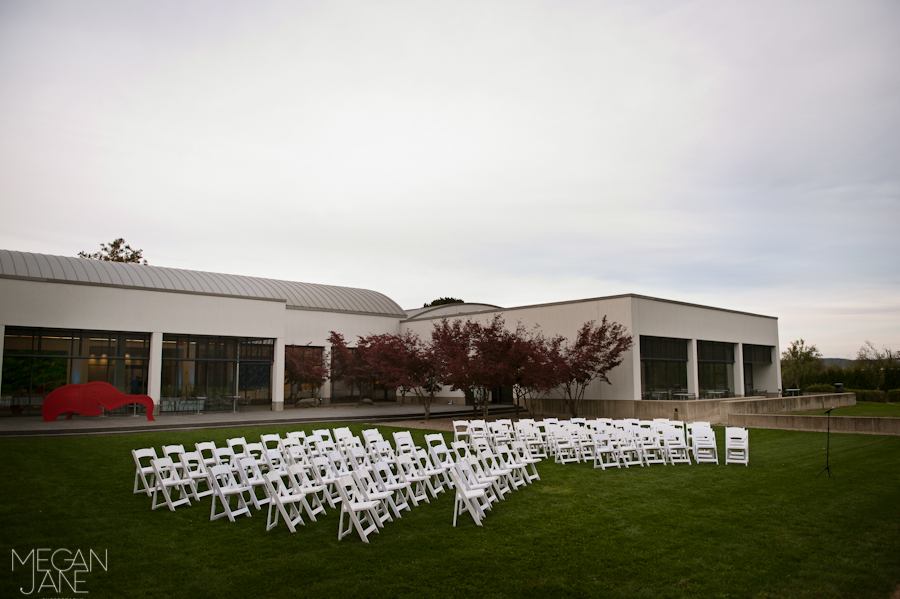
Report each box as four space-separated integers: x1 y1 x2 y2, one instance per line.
721 394 856 419
728 413 900 435
530 396 758 423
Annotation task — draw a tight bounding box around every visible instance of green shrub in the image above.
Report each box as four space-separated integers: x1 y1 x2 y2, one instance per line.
887 389 900 403
848 389 887 402
805 383 835 393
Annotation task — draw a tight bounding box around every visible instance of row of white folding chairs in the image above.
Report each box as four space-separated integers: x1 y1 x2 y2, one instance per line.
444 437 542 527
131 428 457 541
451 418 744 467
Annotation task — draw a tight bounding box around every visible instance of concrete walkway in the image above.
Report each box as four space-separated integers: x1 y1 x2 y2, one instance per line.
0 404 515 438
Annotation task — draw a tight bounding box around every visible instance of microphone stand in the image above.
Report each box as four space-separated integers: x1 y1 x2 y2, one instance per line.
817 407 836 478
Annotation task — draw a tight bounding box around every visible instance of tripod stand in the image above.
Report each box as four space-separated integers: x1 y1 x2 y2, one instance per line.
817 407 836 478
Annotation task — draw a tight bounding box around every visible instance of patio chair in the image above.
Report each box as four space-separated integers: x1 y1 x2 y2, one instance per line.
132 447 158 496
180 450 214 500
263 470 306 533
371 460 412 518
725 427 749 466
151 457 193 512
286 464 327 521
209 464 252 523
237 457 272 510
447 463 488 527
336 475 382 544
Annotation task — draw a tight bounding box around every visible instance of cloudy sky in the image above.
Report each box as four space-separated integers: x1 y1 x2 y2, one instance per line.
1 0 897 358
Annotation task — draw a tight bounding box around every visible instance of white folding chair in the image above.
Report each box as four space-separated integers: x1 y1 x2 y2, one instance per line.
725 427 749 466
132 447 158 496
151 457 192 511
209 464 252 522
692 427 719 464
287 463 327 521
194 441 218 470
263 470 307 533
447 463 488 527
351 469 394 527
336 475 381 544
237 457 272 510
372 460 412 518
180 450 214 500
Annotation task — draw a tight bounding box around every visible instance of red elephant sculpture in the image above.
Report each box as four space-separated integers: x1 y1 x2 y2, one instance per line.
42 382 156 422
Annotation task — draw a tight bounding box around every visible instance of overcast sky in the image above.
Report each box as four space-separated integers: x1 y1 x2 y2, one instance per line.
1 0 898 358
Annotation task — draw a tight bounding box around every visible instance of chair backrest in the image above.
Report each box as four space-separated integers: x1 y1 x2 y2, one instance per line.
327 450 350 476
133 447 158 468
333 427 353 443
162 444 186 461
227 437 249 457
209 464 239 491
260 433 282 451
152 456 179 481
214 446 237 467
239 456 265 483
180 451 206 476
194 442 217 464
392 431 417 455
312 428 335 443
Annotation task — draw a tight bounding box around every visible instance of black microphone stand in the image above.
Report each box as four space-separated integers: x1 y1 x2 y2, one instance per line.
817 407 836 478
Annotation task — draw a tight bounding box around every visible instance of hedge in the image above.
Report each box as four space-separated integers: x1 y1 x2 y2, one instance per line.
887 389 900 403
806 383 835 393
848 389 887 402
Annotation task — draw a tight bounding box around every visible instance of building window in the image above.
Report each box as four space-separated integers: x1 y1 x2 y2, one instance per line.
640 336 688 398
742 344 773 395
698 340 735 397
160 334 273 411
1 327 150 415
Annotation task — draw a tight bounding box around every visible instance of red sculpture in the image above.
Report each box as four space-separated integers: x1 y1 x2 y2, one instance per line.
42 382 156 422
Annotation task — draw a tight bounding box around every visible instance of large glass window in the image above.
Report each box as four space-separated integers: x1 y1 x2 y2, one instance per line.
742 344 773 395
698 340 734 397
640 336 688 399
1 327 150 415
160 334 273 412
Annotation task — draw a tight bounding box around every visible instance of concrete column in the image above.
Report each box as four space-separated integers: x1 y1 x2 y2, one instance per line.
0 324 5 394
632 339 643 400
272 337 285 411
734 343 745 397
147 332 163 412
687 339 699 396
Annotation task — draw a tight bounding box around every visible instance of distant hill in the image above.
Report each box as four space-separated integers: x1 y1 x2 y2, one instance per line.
823 358 854 368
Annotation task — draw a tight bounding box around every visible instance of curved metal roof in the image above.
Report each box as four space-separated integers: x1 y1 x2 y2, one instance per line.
0 250 406 318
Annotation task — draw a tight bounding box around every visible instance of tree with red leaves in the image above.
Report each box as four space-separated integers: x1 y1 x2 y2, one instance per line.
284 345 329 401
431 318 484 416
392 330 444 420
355 332 411 403
511 328 567 418
327 331 369 401
557 317 633 417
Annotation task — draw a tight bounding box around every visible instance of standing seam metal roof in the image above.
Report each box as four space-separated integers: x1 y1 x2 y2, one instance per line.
0 250 406 317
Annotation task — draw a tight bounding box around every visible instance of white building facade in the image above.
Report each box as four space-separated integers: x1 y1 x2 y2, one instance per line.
0 250 781 415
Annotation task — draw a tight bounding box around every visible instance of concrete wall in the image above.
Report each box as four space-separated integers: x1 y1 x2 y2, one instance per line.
401 296 637 401
0 278 286 337
720 394 856 419
728 414 900 435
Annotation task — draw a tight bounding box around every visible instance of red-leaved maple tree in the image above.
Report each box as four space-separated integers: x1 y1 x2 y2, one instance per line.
557 317 633 417
284 345 329 401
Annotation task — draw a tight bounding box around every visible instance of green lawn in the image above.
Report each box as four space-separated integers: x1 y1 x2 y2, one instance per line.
1 424 898 599
788 401 900 417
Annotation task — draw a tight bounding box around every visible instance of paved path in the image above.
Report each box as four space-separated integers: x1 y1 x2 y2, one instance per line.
0 404 516 438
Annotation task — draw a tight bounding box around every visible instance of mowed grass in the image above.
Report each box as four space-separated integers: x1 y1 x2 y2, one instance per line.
1 424 898 599
788 401 900 418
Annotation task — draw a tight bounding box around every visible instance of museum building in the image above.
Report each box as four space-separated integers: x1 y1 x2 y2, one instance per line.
0 250 781 415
